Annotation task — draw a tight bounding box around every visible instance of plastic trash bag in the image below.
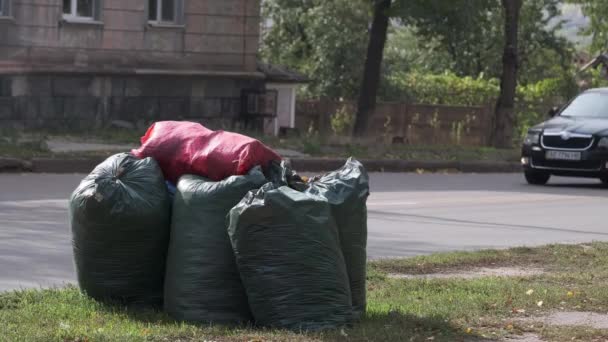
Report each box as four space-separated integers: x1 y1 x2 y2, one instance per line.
228 183 352 331
132 121 281 183
69 153 171 305
267 158 370 318
305 158 370 319
165 181 177 203
164 168 267 324
266 159 308 191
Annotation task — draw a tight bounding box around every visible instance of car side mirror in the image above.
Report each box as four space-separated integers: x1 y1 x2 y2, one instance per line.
548 106 560 118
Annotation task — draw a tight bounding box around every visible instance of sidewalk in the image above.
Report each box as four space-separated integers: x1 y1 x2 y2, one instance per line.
0 137 521 174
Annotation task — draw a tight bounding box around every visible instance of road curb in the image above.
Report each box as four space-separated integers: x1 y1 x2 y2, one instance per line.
290 158 521 173
0 157 33 173
30 158 107 174
0 157 521 174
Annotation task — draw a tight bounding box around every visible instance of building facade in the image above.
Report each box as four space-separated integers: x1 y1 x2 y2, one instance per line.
0 0 275 131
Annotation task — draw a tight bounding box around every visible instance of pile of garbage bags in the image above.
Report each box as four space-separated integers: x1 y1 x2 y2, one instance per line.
69 121 369 331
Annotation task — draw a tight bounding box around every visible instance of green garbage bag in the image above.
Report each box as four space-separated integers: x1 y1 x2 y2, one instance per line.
266 160 307 191
164 168 266 324
69 153 171 305
228 183 352 331
305 158 370 319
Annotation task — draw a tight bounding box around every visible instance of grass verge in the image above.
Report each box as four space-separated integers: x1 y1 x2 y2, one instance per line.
2 243 608 341
1 130 519 164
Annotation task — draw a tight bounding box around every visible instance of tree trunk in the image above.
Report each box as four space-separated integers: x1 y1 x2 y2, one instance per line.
492 0 522 148
353 0 391 137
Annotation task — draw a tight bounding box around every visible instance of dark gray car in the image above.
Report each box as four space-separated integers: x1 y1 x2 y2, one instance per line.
521 88 608 185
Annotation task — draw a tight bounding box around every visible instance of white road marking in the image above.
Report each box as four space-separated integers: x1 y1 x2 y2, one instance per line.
0 199 68 207
367 201 418 206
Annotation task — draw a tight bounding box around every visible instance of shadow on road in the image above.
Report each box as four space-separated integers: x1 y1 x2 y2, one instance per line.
544 183 608 190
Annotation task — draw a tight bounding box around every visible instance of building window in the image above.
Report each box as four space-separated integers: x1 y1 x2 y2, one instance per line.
63 0 99 21
148 0 183 26
0 0 11 17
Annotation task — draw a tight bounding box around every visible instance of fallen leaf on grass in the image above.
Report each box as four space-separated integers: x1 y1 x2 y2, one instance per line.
537 301 544 307
526 289 534 296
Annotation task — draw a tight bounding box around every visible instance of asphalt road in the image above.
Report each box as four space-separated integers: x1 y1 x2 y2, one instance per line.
0 172 607 292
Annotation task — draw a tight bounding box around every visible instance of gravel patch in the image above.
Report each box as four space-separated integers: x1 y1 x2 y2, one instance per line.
529 311 608 329
501 333 545 342
388 267 545 280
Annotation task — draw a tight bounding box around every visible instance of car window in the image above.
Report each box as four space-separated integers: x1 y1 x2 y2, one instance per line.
560 92 608 118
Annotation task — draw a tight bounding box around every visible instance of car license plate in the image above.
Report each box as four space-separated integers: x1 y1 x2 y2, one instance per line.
546 150 581 161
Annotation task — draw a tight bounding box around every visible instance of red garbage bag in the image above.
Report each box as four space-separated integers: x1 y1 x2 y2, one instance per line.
132 121 281 183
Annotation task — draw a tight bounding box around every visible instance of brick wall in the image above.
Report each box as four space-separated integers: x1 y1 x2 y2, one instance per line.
0 0 261 72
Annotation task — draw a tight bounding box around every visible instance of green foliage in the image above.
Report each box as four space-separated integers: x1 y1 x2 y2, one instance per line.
394 0 574 83
382 26 452 76
4 243 608 341
517 0 575 84
261 0 371 99
262 0 574 101
586 68 608 88
380 26 454 100
387 72 577 106
330 105 355 136
385 71 579 139
394 0 501 77
390 73 578 106
382 115 394 142
515 76 579 137
0 129 49 158
301 140 322 155
301 121 322 155
386 72 500 106
567 0 608 53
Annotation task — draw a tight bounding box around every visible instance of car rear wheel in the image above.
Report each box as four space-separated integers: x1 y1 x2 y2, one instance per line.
525 170 550 185
600 176 608 185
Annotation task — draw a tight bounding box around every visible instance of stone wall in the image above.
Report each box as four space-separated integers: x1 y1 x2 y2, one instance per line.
0 74 264 130
0 0 261 72
296 100 494 146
